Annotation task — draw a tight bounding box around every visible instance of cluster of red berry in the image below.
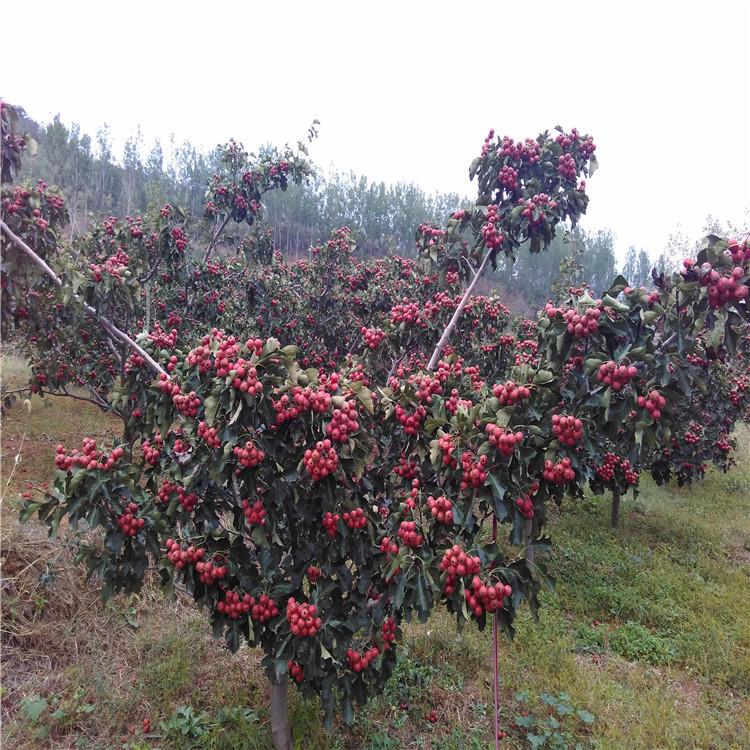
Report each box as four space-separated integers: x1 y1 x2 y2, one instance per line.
117 503 145 536
124 352 146 374
322 512 340 538
397 520 424 548
287 598 322 637
242 498 266 526
395 404 427 436
381 617 397 650
343 507 367 530
515 494 534 519
620 458 639 485
208 332 244 373
303 440 338 480
543 457 575 485
402 478 420 510
437 434 457 469
142 435 162 465
186 342 213 374
273 385 332 425
492 380 531 406
217 590 252 619
172 391 201 418
157 481 199 512
696 262 748 308
637 390 666 421
716 437 732 453
498 135 540 163
480 128 495 157
54 439 124 472
596 361 638 391
390 301 423 325
148 323 178 349
393 454 419 479
427 495 453 524
519 193 556 225
166 539 204 569
460 451 489 491
551 414 584 447
498 165 518 191
440 545 481 596
594 453 638 485
595 452 620 482
170 226 188 251
558 152 577 180
306 565 323 583
361 326 386 349
326 401 360 443
288 660 304 683
480 205 504 250
250 594 279 623
228 360 263 396
410 373 443 404
347 645 380 672
195 559 227 585
198 421 220 449
485 424 524 457
465 576 512 618
233 440 265 469
379 536 399 556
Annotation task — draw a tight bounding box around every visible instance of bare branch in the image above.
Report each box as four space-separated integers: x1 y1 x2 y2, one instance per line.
202 214 232 263
427 250 493 371
55 388 123 415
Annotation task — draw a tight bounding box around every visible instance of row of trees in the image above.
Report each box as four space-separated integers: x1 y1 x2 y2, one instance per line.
3 102 749 749
14 109 461 254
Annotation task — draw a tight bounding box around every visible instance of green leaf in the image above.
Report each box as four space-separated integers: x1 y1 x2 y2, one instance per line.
607 274 628 295
204 395 219 426
602 294 630 313
21 695 48 722
533 370 554 385
577 709 595 724
589 154 598 176
354 386 373 414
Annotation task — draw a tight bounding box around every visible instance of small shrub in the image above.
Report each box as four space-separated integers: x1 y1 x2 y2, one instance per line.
514 690 595 749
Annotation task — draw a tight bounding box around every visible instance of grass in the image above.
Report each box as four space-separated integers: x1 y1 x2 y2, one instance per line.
1 354 749 749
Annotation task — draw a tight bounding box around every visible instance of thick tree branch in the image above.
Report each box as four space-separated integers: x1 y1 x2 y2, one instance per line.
427 250 493 371
1 220 167 377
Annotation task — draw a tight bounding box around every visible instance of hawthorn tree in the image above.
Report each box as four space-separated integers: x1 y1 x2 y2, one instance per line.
4 100 750 748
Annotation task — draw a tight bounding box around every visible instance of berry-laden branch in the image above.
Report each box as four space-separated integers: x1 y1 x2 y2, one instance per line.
427 250 493 371
0 219 167 377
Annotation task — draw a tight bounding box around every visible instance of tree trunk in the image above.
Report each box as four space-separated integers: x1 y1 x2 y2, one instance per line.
270 676 291 750
523 518 535 566
610 487 621 529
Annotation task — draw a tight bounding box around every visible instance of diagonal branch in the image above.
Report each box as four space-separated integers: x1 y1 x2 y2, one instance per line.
427 250 493 371
1 220 167 377
202 214 232 263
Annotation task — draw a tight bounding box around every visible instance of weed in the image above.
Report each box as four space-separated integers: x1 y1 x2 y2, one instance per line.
514 690 595 749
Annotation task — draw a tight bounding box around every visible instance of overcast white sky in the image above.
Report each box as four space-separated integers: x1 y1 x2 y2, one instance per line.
3 1 749 260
